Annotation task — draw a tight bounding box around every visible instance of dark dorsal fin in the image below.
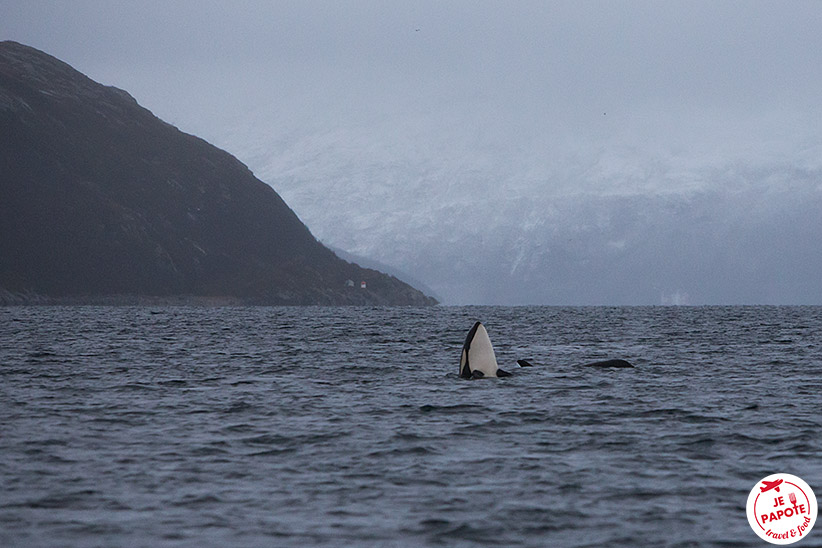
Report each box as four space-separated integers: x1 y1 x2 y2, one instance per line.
584 359 634 368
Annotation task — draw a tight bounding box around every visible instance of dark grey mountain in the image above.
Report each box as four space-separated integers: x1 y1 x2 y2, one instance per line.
0 41 436 305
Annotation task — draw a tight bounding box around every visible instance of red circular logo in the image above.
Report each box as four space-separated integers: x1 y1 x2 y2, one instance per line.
747 474 817 544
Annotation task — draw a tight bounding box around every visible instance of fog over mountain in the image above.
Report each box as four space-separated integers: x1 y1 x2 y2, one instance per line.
4 1 822 304
216 104 822 305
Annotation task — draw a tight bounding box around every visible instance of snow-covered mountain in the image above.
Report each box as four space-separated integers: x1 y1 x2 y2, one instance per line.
209 102 822 305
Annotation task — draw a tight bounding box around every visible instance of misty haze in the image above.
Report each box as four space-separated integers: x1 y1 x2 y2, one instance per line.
4 1 820 304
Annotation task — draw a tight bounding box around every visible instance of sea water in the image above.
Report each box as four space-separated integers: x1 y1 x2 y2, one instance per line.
2 305 821 547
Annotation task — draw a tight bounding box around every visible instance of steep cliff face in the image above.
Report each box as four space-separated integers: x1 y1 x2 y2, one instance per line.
0 41 436 305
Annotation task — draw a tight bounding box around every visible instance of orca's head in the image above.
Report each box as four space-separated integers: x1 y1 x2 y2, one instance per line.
459 321 499 378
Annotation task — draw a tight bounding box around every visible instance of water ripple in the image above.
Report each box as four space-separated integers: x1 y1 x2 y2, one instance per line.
1 305 821 547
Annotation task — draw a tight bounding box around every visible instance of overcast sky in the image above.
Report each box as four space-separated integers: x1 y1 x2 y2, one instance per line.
5 1 821 133
4 1 822 304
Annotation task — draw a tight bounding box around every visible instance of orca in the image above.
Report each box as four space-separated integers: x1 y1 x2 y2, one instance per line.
459 321 512 378
583 359 634 368
458 321 632 378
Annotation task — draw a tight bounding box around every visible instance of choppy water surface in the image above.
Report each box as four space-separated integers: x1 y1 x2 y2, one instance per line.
2 306 822 547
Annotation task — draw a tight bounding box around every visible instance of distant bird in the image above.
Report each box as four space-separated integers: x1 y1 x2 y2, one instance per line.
415 28 420 32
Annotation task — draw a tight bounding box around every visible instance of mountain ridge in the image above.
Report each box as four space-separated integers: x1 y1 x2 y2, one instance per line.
0 41 437 305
